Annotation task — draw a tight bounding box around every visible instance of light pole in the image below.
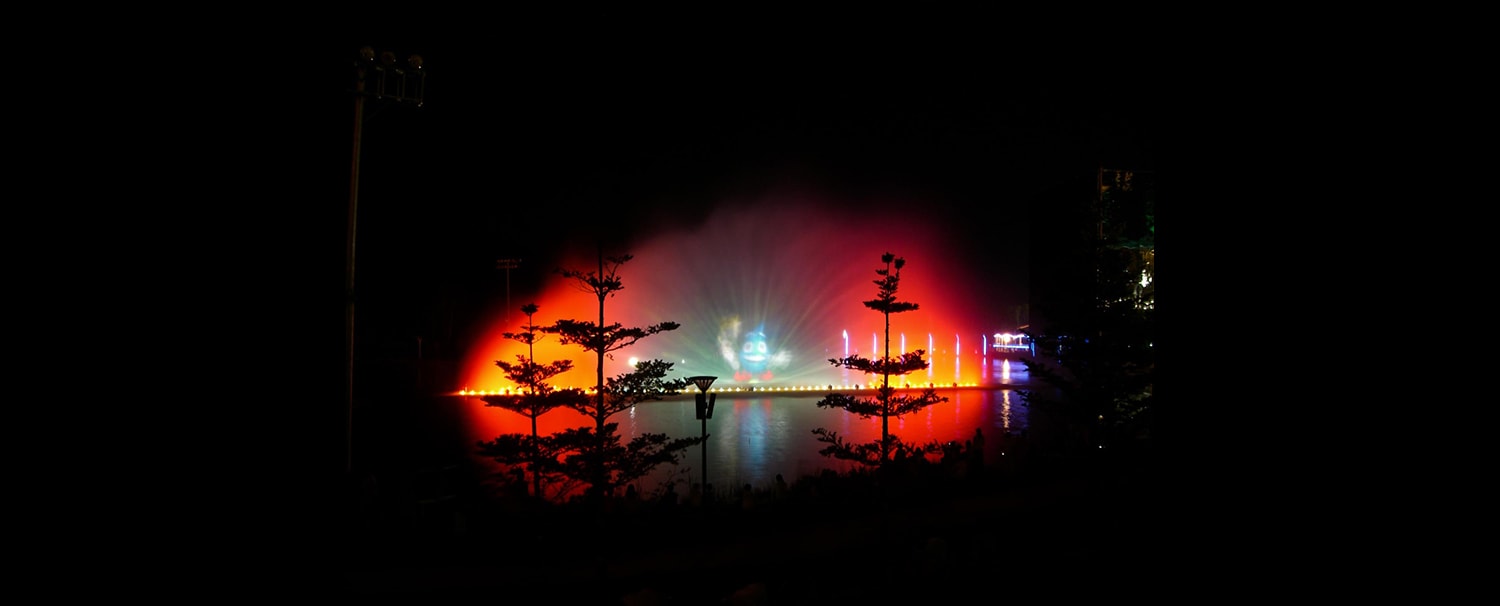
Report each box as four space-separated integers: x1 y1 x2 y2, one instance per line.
496 258 521 326
687 376 718 497
348 46 424 475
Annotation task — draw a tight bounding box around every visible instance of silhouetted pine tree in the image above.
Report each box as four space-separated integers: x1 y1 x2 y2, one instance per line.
813 252 948 473
476 303 589 501
543 250 703 505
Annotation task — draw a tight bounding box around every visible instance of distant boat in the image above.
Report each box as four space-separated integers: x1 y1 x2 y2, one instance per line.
989 331 1035 358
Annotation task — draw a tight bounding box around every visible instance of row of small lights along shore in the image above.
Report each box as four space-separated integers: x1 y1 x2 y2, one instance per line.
455 381 985 397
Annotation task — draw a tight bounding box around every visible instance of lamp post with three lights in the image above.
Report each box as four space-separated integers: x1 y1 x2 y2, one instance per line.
347 46 424 475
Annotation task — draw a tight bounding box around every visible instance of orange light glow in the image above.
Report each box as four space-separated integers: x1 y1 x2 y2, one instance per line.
457 192 1024 473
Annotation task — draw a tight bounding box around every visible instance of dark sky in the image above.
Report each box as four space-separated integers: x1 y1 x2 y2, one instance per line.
315 38 1157 360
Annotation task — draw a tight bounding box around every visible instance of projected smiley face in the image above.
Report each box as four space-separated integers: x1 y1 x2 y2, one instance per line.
740 330 770 376
721 318 780 383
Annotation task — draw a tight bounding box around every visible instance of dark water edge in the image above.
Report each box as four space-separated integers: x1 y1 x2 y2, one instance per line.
273 434 1168 602
215 353 1175 602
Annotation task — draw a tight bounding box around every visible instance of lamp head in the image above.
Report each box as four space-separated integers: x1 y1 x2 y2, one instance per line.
687 376 717 393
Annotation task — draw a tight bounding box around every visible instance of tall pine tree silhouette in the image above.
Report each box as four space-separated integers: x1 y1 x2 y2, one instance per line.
813 252 948 472
476 303 588 501
543 250 702 505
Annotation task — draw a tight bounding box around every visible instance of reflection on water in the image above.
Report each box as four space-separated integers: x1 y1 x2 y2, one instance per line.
462 352 1039 495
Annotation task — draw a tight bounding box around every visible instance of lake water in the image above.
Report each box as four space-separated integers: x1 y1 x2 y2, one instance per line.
455 353 1043 498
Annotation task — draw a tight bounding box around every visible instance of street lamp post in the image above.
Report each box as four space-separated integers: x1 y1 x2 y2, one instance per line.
496 258 521 326
347 46 425 475
687 376 718 498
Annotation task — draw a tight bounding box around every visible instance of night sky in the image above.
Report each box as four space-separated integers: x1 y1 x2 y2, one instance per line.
306 37 1157 369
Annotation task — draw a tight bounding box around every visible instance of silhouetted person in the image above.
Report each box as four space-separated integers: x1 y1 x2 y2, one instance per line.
660 481 679 508
623 483 642 514
942 440 965 479
970 427 986 473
